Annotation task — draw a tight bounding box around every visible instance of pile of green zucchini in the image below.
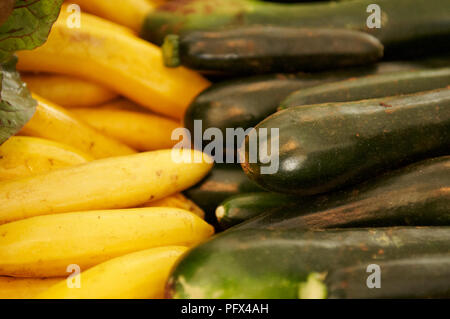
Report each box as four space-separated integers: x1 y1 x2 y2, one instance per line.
143 0 450 298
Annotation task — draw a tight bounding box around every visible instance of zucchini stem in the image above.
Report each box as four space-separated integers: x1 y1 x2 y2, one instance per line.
162 34 181 67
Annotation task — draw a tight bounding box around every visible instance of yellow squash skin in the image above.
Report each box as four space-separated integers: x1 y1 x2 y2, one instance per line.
36 246 187 299
143 193 205 219
59 4 137 35
66 0 161 32
98 98 153 113
72 108 180 151
0 136 93 181
0 277 63 299
22 74 118 108
21 94 136 159
0 149 213 224
16 11 211 119
0 208 213 277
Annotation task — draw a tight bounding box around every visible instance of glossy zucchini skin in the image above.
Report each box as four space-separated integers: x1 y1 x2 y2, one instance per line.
162 27 383 74
183 164 264 223
238 157 450 230
184 61 428 155
242 88 450 195
326 255 450 299
166 227 450 299
216 192 298 230
142 0 450 58
280 67 450 109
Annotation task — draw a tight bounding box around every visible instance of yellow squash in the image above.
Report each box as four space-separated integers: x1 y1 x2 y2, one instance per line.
0 208 213 277
0 277 62 299
72 108 180 151
0 149 212 224
22 74 118 108
0 136 93 181
66 0 162 32
17 11 210 119
21 94 136 159
98 98 153 113
36 246 187 299
60 3 136 35
143 193 205 219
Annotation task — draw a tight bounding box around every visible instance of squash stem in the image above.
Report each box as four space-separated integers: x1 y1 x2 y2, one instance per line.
162 34 181 67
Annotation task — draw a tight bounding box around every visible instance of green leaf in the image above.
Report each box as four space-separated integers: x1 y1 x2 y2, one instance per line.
0 0 64 63
0 55 37 145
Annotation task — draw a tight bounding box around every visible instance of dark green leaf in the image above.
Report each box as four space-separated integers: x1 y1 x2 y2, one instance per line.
0 0 64 63
0 55 37 145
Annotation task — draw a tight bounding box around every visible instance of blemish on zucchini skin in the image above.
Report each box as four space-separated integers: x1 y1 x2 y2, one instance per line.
298 273 328 299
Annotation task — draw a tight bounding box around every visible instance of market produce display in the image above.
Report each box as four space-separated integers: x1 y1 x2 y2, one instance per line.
0 0 448 300
167 227 450 298
162 27 384 74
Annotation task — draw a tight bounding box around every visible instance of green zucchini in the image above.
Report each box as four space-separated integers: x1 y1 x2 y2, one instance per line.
280 67 450 109
185 61 430 155
142 0 450 58
326 255 450 299
238 156 450 230
183 164 264 223
166 227 450 298
216 192 297 229
162 27 383 74
242 88 450 195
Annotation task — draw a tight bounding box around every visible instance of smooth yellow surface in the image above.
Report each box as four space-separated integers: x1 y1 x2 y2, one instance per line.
17 11 211 119
0 277 62 299
143 193 205 219
59 4 137 35
66 0 161 32
21 94 136 159
72 108 180 151
0 208 213 277
36 246 187 299
98 98 153 113
22 74 118 108
0 136 93 181
0 149 213 224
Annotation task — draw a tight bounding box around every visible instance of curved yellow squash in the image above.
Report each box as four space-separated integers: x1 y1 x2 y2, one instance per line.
22 74 118 108
0 149 213 224
143 193 205 219
17 11 210 119
98 98 153 113
0 277 63 299
0 208 213 277
21 94 136 159
66 0 161 32
36 246 187 299
71 108 180 151
0 136 93 181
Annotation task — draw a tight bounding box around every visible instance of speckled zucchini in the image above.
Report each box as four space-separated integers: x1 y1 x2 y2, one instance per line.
216 192 298 229
242 88 450 195
238 156 450 230
326 255 450 299
280 67 450 109
166 227 450 299
143 0 450 58
184 164 264 224
185 61 431 154
162 27 383 74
